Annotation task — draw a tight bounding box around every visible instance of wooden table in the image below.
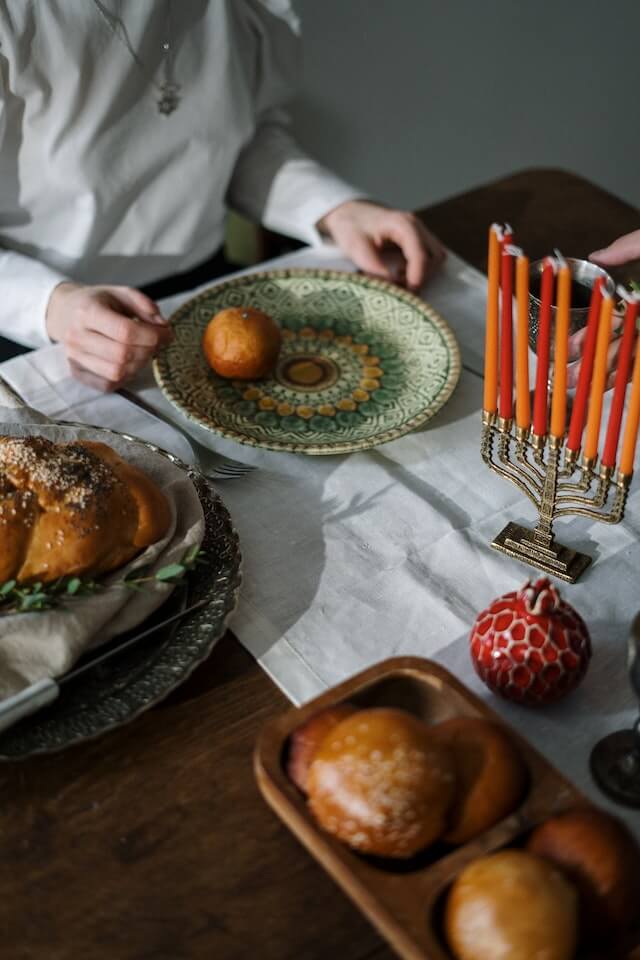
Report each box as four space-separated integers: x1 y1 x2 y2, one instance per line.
2 170 638 960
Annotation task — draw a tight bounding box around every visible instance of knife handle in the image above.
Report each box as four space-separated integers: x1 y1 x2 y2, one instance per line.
0 678 60 734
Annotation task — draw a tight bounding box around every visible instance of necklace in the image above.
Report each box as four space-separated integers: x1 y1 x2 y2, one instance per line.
91 0 181 115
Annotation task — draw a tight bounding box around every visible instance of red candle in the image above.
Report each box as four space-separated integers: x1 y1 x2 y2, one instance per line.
515 251 531 430
499 243 515 420
620 301 640 475
566 278 604 452
550 260 571 439
602 292 639 468
532 258 555 436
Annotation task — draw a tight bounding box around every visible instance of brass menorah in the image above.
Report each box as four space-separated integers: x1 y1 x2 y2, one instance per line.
481 226 640 584
481 412 631 583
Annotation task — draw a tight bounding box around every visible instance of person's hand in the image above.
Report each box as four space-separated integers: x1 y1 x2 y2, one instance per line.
316 199 445 291
46 282 173 391
590 229 640 267
567 314 625 391
565 230 640 390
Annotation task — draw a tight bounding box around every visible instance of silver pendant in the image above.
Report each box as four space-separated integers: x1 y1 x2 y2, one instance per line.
157 81 181 115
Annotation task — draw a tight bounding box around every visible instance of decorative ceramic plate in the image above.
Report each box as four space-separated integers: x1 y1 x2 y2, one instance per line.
0 425 242 759
153 269 460 455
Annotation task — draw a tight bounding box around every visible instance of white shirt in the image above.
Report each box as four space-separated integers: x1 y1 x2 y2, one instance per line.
0 0 360 346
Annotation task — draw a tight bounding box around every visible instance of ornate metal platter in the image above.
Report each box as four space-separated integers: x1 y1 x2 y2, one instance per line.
153 269 461 455
0 426 242 759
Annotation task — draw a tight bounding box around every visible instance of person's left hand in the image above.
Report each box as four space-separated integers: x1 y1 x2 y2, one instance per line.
316 199 445 291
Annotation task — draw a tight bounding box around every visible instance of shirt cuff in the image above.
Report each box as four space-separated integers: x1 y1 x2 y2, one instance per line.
260 157 366 246
0 251 68 347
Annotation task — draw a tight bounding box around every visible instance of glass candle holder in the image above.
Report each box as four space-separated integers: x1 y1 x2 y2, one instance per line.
590 610 640 808
528 257 615 359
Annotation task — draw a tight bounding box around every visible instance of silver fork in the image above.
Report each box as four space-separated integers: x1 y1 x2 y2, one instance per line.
0 374 255 479
119 389 256 480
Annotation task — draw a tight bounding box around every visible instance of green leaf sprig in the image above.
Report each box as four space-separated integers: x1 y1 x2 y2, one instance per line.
0 545 205 616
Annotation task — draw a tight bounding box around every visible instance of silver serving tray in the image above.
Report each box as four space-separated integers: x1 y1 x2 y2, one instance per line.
0 425 242 759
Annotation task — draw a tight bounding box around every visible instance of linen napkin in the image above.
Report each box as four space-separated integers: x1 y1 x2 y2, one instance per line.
0 346 197 463
0 404 205 698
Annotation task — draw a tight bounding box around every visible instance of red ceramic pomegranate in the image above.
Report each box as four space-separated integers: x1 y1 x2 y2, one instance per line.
470 578 591 705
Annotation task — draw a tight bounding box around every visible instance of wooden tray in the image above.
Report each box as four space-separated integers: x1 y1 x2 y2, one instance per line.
254 656 640 960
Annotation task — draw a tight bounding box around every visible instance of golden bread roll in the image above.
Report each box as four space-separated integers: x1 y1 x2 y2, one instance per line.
306 707 455 858
432 716 528 844
445 849 578 960
526 806 640 937
0 436 171 584
287 703 357 793
202 306 282 379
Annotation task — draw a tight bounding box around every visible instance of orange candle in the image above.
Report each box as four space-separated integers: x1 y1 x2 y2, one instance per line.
549 260 571 439
515 251 530 429
583 293 614 461
483 223 502 413
619 304 640 475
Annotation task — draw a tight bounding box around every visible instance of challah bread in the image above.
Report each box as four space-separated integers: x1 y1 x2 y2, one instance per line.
445 850 578 960
306 707 456 858
0 436 171 584
287 703 357 793
526 806 640 937
431 716 528 844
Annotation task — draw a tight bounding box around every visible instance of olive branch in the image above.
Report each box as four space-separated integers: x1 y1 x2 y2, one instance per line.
0 544 204 615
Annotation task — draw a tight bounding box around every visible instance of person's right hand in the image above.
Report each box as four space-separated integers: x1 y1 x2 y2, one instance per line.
567 229 640 389
46 282 173 391
567 317 625 391
590 229 640 267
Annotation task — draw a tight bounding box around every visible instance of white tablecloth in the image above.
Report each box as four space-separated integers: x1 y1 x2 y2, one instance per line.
1 244 639 837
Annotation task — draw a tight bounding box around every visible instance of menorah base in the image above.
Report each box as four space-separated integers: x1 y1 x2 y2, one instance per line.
491 522 592 583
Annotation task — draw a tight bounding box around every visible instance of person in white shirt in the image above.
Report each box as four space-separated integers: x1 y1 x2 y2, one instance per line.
0 0 444 389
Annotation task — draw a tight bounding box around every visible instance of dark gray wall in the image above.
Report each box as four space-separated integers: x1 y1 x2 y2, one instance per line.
291 0 640 212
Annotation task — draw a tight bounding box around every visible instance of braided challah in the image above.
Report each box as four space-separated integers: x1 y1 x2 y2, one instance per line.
0 436 171 584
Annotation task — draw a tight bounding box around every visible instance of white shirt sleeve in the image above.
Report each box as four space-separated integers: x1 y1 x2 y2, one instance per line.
227 109 364 246
0 33 66 348
226 2 364 245
0 249 65 347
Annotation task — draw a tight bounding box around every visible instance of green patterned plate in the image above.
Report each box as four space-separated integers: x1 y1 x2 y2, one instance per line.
153 269 461 455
